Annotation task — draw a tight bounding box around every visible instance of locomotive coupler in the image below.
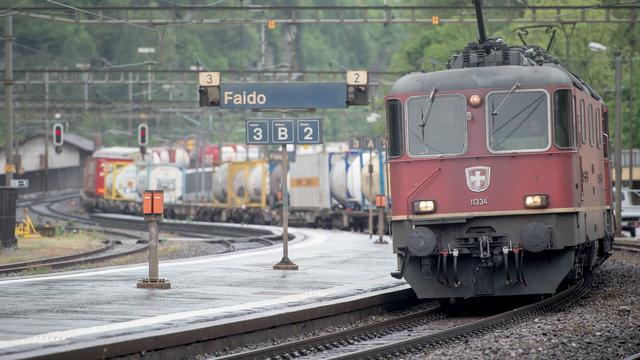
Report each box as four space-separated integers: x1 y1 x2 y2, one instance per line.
478 234 493 267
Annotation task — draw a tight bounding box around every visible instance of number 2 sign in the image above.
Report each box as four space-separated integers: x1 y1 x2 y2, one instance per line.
296 119 322 144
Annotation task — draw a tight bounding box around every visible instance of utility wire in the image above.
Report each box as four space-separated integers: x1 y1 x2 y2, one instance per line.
15 41 78 65
45 0 156 31
0 0 31 17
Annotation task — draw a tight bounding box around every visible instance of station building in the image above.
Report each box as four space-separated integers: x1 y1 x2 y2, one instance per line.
0 133 95 194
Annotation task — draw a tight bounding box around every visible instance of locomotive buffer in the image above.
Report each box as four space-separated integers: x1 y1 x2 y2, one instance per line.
199 71 370 270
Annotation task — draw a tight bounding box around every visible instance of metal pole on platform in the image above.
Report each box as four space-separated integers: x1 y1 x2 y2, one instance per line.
615 52 623 237
44 73 50 195
377 206 385 243
138 190 170 289
368 148 373 239
149 220 159 280
4 15 14 186
274 113 297 270
629 52 635 188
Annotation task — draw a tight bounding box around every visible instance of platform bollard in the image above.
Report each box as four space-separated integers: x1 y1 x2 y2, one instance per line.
137 190 171 289
374 194 388 244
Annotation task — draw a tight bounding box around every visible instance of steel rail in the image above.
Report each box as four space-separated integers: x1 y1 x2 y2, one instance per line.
613 244 640 252
0 241 114 271
624 351 640 360
9 193 273 275
0 242 149 276
215 306 446 360
328 277 592 360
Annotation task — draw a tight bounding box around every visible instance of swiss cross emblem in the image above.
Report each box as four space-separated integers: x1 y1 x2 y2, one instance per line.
465 166 491 192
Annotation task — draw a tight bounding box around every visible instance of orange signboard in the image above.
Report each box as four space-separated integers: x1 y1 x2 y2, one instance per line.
143 190 164 215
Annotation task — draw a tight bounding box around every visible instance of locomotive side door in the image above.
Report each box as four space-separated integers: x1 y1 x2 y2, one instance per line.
576 95 586 204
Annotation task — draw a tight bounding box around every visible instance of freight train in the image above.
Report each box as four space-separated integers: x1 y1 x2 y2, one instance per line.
387 1 613 301
81 144 388 232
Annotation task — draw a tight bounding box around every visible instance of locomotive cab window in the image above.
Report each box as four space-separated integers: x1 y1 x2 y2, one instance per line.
386 99 403 157
407 94 466 156
553 89 574 149
487 90 549 152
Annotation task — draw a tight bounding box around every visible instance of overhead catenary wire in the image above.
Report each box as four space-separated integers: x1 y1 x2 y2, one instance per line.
0 0 31 17
44 0 157 31
15 41 77 66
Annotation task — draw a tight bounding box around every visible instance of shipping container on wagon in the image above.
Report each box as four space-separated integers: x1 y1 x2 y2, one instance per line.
227 160 269 209
289 153 332 209
136 164 186 204
329 150 386 210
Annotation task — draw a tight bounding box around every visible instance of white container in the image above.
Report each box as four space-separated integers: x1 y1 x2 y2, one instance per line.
289 153 331 209
232 168 246 198
329 153 350 207
212 163 229 203
148 165 185 203
247 164 267 202
105 163 138 200
360 152 385 204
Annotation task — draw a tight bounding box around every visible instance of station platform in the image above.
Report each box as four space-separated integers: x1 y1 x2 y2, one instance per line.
0 220 405 359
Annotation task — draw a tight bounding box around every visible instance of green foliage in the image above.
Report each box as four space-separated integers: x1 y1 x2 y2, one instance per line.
3 0 639 147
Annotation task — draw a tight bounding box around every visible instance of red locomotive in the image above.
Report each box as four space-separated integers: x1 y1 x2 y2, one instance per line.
387 2 612 300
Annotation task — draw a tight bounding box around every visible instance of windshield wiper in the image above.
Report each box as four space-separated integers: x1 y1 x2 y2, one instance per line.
492 82 520 116
418 87 437 128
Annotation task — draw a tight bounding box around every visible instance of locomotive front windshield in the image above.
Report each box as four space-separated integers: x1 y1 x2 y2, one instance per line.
487 90 550 152
407 94 467 156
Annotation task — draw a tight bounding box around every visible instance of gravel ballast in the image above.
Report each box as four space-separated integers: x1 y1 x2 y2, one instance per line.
415 253 640 360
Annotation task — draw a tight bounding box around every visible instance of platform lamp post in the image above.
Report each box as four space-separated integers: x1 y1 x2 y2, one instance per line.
588 42 623 236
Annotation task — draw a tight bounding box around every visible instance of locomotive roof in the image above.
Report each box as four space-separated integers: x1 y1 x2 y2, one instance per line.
389 65 575 95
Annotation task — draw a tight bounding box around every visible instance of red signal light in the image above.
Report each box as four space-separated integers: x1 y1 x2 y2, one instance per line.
138 123 149 146
52 123 64 146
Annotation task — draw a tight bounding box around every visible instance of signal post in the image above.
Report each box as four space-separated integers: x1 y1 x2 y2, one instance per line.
200 70 368 270
137 190 171 289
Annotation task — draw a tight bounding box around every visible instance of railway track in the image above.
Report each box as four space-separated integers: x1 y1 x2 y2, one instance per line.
218 278 592 360
613 240 640 253
5 191 278 275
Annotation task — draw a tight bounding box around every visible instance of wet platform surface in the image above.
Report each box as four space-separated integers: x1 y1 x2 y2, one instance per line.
0 219 404 358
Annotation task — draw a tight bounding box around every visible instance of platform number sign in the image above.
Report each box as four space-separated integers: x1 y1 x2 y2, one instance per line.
246 119 323 145
296 119 322 144
246 120 270 144
272 120 295 144
347 71 368 85
349 135 386 151
198 72 220 87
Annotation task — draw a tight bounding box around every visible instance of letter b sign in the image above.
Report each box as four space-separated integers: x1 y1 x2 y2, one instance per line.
272 120 294 144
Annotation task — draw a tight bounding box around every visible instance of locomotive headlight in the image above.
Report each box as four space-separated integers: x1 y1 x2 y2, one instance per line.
468 94 482 107
413 200 436 214
524 194 549 209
